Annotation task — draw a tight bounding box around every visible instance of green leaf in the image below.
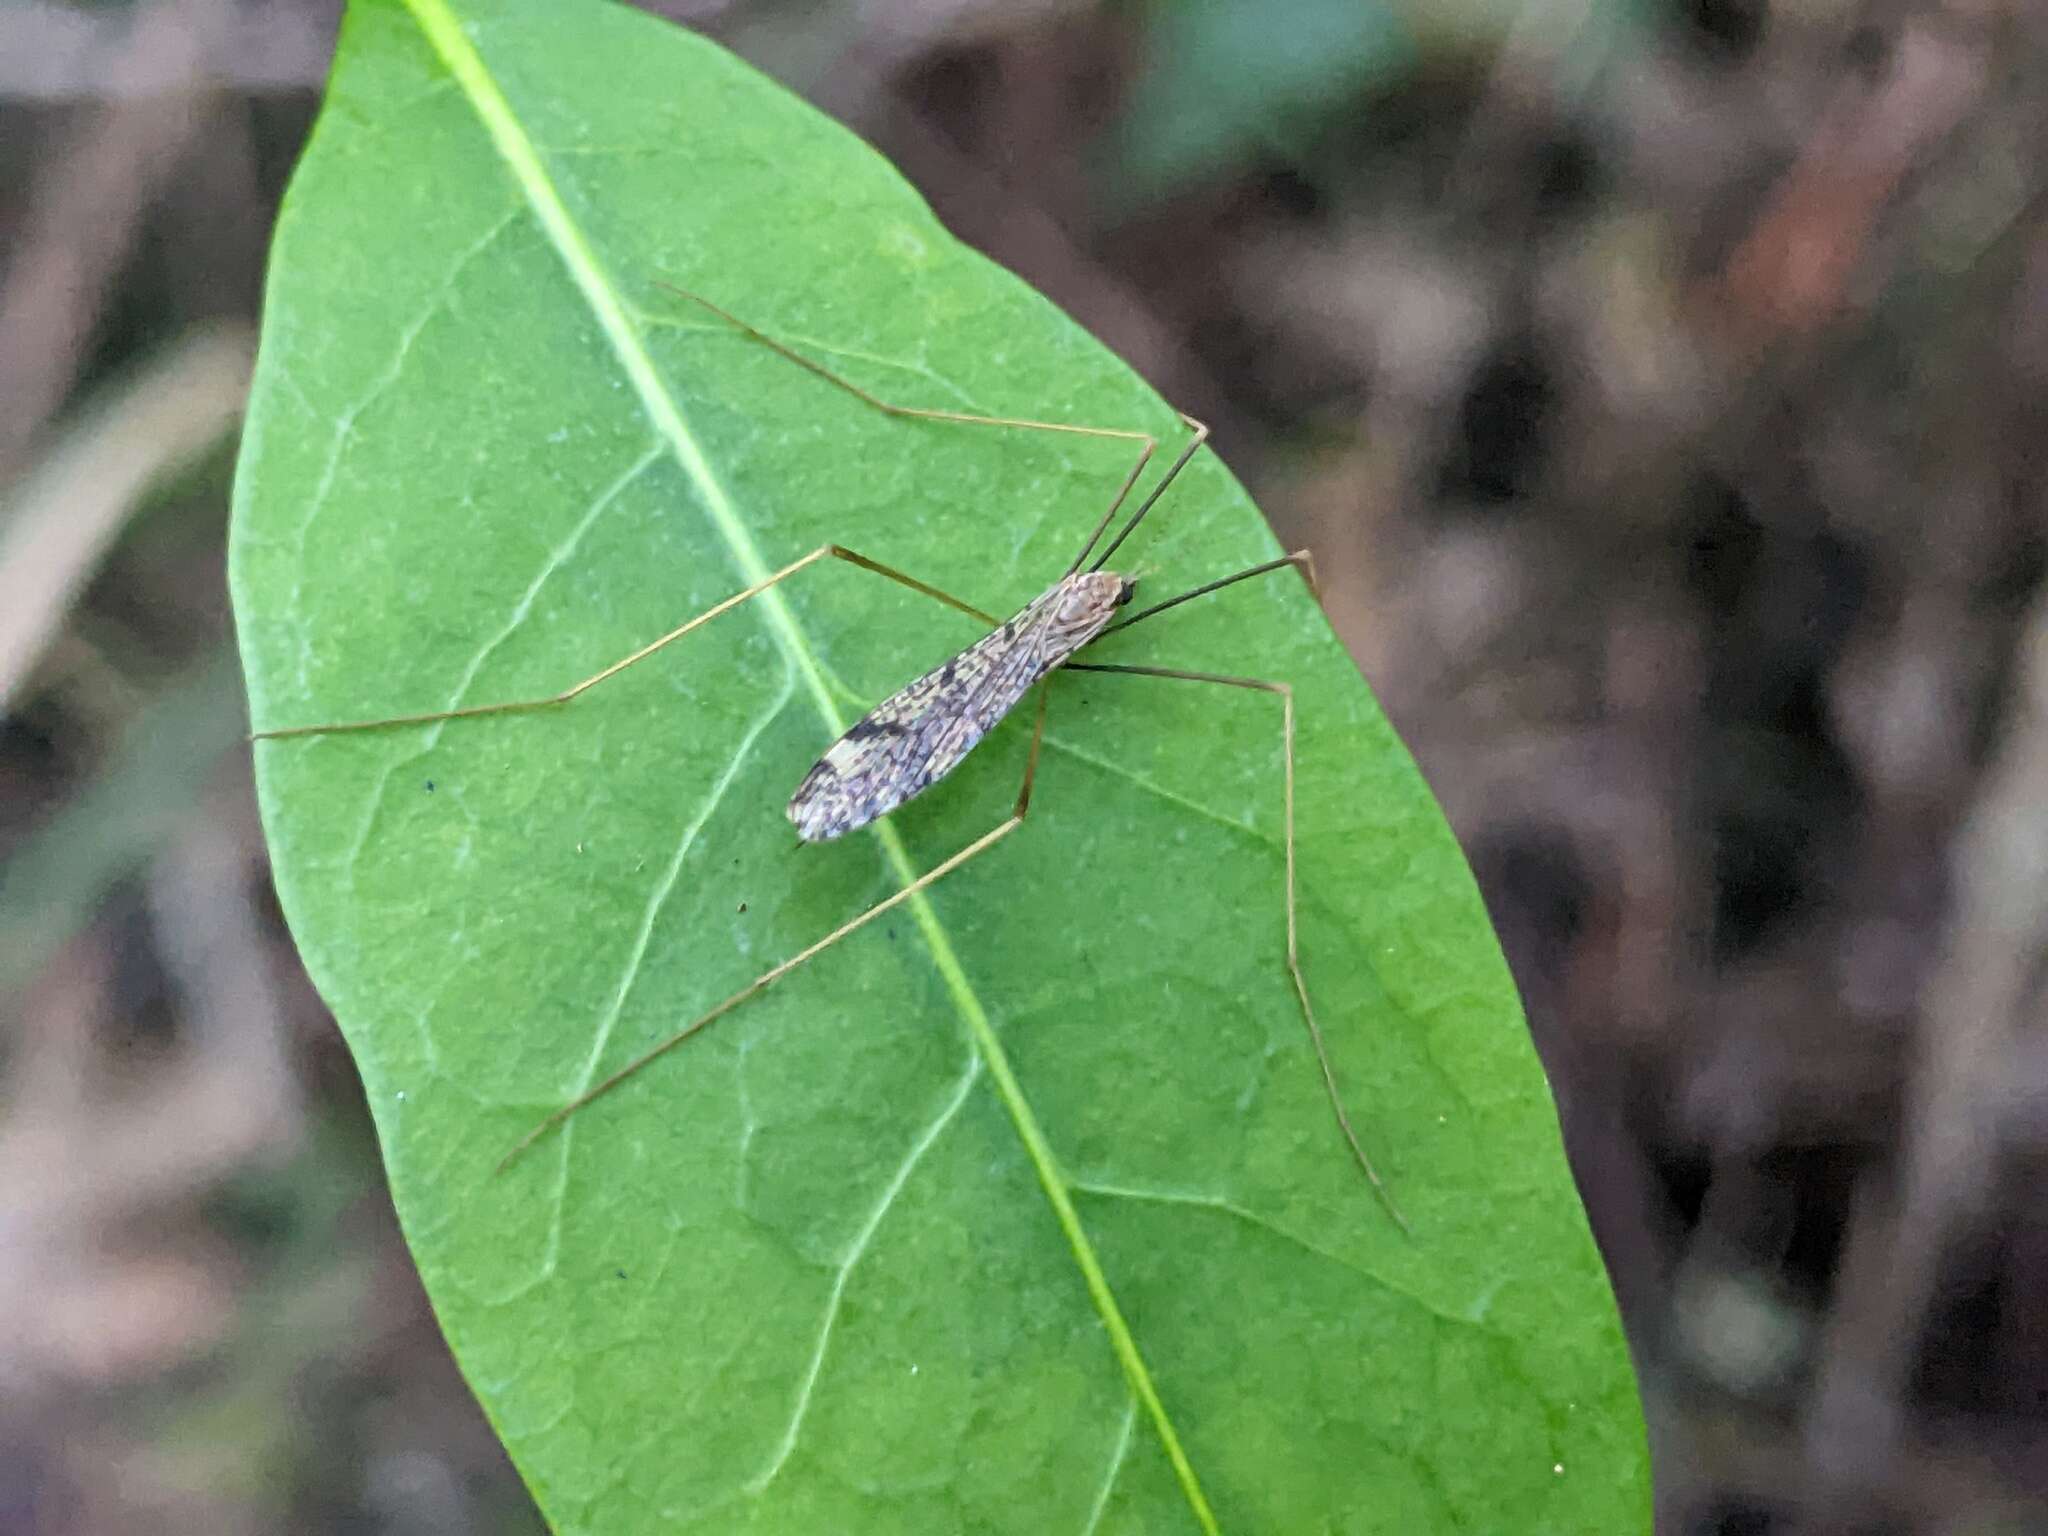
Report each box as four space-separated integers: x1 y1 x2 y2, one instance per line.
230 1 1648 1531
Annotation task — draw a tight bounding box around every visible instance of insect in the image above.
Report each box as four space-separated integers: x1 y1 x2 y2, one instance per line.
255 285 1403 1228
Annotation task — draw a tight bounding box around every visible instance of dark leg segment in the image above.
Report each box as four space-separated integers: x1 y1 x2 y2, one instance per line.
1104 550 1316 638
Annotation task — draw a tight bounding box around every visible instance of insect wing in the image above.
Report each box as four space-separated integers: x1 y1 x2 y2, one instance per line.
789 586 1068 841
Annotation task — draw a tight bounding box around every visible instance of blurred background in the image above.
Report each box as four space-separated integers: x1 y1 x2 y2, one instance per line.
3 0 2045 1531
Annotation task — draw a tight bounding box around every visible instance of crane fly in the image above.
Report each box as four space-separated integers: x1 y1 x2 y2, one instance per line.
254 284 1405 1230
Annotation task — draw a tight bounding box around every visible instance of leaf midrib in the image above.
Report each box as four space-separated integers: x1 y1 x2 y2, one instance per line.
395 2 1220 1529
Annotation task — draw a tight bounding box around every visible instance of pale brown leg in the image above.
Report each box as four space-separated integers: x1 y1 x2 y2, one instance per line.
497 681 1055 1171
1064 660 1409 1234
651 282 1201 575
250 544 1000 740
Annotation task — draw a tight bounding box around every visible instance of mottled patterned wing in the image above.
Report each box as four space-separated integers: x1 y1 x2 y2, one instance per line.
788 572 1126 841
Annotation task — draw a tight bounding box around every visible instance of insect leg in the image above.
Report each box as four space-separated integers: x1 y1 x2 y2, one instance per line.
650 282 1178 579
1102 550 1315 637
498 682 1054 1170
1083 416 1210 574
1061 660 1408 1233
250 544 999 740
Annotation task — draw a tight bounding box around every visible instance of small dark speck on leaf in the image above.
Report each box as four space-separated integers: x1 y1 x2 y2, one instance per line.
738 901 748 913
887 925 898 941
424 780 435 792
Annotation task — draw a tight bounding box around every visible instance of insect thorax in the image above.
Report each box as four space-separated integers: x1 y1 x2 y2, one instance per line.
1048 570 1133 639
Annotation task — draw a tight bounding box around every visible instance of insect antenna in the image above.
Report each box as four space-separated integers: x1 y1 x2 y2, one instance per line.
1080 415 1210 573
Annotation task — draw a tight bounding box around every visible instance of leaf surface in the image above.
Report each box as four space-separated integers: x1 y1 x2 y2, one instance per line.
231 1 1648 1530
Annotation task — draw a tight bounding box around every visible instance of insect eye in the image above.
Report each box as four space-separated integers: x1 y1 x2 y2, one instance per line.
1116 581 1136 605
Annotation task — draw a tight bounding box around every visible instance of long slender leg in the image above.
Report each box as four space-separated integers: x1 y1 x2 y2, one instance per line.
652 282 1199 574
1085 416 1210 575
1063 660 1408 1233
251 544 1000 740
1105 549 1315 637
498 681 1056 1171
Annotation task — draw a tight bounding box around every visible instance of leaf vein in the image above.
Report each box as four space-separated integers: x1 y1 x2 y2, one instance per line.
570 665 795 1103
1040 723 1274 848
286 206 520 692
1072 1179 1500 1333
335 441 666 877
1078 1396 1139 1536
747 1055 983 1495
536 669 799 1273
